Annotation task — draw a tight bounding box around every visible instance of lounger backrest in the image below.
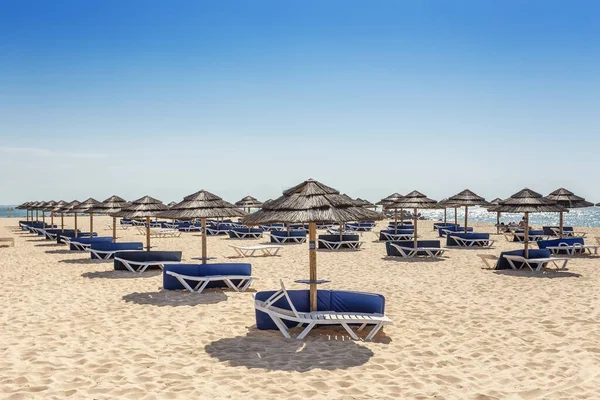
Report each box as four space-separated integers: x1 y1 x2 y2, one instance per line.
537 237 584 249
114 250 182 263
162 263 251 290
495 249 551 269
386 240 441 256
90 241 144 251
271 230 306 238
318 234 360 242
446 232 489 246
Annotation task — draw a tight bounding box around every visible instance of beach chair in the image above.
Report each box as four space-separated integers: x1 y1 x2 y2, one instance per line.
114 251 183 273
477 254 498 269
163 263 256 293
69 236 113 251
537 238 598 256
270 230 307 244
378 229 414 241
229 245 283 257
494 249 570 272
548 227 586 238
88 241 144 260
385 240 446 258
228 227 264 239
317 234 363 250
254 280 392 341
447 232 494 248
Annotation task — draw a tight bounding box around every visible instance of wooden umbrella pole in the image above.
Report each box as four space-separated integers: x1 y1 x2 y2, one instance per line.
74 213 78 238
112 217 117 242
90 212 94 237
201 217 207 264
413 208 418 249
61 213 64 231
496 212 500 234
42 211 45 225
394 209 398 234
559 212 564 238
146 216 151 251
524 212 529 258
454 207 457 225
309 222 317 311
464 205 468 232
36 209 38 222
51 212 54 227
444 208 447 224
339 221 343 241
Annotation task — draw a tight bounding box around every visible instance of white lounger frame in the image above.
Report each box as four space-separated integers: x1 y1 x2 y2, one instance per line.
502 255 570 272
229 245 283 257
270 234 307 244
165 271 256 293
449 236 495 248
114 257 182 273
378 231 414 241
88 248 141 260
229 230 263 239
388 243 447 258
549 227 586 238
255 280 392 341
318 239 364 250
545 243 598 256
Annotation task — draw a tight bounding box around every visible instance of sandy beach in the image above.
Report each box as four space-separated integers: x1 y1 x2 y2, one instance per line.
2 216 600 399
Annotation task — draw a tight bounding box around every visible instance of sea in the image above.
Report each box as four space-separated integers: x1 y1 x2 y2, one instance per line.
3 205 600 227
419 206 600 228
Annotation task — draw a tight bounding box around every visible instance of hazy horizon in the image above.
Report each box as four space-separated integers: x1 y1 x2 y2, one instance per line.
1 1 598 204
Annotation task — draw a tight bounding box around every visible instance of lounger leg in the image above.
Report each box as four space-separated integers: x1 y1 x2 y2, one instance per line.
120 260 137 273
340 323 360 340
174 276 197 292
297 321 317 339
357 323 367 332
194 280 211 294
365 323 384 341
270 315 292 339
240 278 253 292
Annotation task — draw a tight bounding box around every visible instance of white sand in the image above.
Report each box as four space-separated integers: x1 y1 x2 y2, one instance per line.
1 216 600 399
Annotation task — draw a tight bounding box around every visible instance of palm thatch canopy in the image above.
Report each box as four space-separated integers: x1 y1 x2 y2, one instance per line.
446 189 489 207
235 195 263 209
355 198 376 208
167 201 177 207
41 201 57 212
243 179 383 225
92 195 129 214
486 198 504 212
159 190 245 219
29 201 45 210
119 196 167 218
60 200 81 213
73 198 101 213
388 190 438 209
545 188 594 209
51 200 68 213
494 189 564 213
376 193 404 209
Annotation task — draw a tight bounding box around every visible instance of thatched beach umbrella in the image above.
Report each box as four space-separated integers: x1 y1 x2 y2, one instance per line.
389 191 438 249
355 198 377 210
61 200 81 236
445 189 489 232
494 189 564 258
546 188 594 237
42 201 57 227
167 201 177 208
29 201 42 222
487 198 503 233
118 196 167 251
51 201 68 230
235 195 263 213
74 198 101 237
160 190 245 263
378 193 405 233
91 195 129 241
16 202 31 221
243 178 383 311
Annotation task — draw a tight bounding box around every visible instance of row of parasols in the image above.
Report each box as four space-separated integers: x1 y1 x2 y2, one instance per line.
15 180 598 311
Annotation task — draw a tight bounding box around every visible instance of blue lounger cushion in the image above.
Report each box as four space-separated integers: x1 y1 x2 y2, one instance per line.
69 236 113 250
537 238 585 254
511 230 545 242
163 263 252 290
495 249 551 270
228 227 264 238
438 226 474 237
89 241 144 259
379 229 414 241
386 240 441 256
270 230 307 242
56 230 96 244
113 251 182 271
446 232 490 247
254 289 386 330
318 234 360 249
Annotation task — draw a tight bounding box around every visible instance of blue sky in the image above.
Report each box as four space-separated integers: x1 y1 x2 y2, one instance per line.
1 1 599 205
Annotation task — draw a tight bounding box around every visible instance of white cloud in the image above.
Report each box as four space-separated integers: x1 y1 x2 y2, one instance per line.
0 146 108 159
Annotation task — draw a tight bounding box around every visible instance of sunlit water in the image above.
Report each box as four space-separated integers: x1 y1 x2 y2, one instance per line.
419 206 600 228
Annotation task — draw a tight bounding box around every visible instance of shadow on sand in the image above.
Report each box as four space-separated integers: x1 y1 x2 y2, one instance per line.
122 290 227 307
82 270 161 280
493 270 582 279
205 330 381 371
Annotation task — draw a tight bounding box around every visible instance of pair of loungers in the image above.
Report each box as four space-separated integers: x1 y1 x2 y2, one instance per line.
477 249 570 272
